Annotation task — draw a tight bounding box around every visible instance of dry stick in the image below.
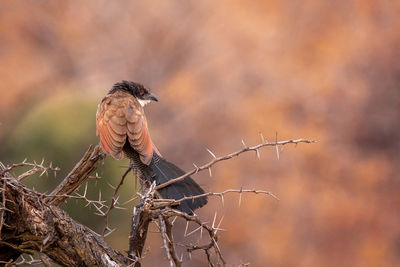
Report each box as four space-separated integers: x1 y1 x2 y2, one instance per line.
159 215 179 267
0 161 60 179
0 255 42 266
0 164 132 266
156 138 316 191
149 139 317 265
160 209 226 266
18 164 59 181
1 146 106 212
128 203 150 266
187 243 215 267
39 253 52 267
102 167 132 236
47 145 105 206
0 162 22 264
5 183 109 215
163 216 181 267
128 182 156 267
2 138 314 265
153 189 280 209
0 176 7 237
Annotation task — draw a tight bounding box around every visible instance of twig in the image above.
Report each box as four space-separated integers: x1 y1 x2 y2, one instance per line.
102 167 131 236
3 255 43 266
158 209 226 266
0 176 7 237
46 145 105 206
128 182 156 266
39 253 52 267
156 138 316 191
1 135 315 266
0 160 60 181
5 182 109 215
0 169 132 266
152 188 279 209
165 216 181 266
159 215 181 267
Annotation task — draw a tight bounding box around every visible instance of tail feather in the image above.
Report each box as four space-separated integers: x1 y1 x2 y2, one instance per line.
123 143 207 214
150 154 208 214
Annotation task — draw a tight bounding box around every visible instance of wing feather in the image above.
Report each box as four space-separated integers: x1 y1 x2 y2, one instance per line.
96 91 156 165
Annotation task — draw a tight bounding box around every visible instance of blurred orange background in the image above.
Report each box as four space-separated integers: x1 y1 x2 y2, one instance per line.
1 1 400 266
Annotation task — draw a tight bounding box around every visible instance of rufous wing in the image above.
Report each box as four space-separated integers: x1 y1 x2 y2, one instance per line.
96 91 155 165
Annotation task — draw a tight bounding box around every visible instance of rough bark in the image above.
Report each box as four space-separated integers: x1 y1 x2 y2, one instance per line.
128 200 150 267
0 145 138 266
127 180 154 267
1 176 132 266
46 145 105 206
1 138 313 266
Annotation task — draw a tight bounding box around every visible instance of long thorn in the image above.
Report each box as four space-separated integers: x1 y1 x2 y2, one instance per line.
206 148 217 159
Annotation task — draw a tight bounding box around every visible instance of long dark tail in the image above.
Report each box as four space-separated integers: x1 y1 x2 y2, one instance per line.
123 142 208 214
149 153 208 214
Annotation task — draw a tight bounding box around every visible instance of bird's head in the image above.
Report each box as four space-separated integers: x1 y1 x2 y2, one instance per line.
109 80 158 106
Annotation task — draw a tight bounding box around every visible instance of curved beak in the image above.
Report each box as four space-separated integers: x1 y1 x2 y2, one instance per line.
147 92 158 102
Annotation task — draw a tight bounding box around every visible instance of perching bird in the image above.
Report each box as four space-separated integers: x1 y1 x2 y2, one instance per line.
96 81 207 214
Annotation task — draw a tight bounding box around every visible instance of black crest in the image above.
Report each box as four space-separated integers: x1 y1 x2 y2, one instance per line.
109 80 149 99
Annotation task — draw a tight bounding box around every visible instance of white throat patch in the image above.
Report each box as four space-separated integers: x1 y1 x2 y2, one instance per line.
137 99 151 107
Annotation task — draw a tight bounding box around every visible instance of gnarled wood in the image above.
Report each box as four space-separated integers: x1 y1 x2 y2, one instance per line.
46 145 105 207
1 162 133 266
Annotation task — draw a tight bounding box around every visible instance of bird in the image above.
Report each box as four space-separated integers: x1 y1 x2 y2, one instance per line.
96 80 207 214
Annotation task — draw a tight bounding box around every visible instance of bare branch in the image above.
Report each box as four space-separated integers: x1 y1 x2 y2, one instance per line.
156 138 316 191
128 182 156 266
0 254 43 266
152 189 279 211
0 166 132 266
1 135 315 266
158 209 226 266
159 215 181 267
0 161 60 181
46 145 105 206
0 175 7 237
102 167 131 236
275 132 280 160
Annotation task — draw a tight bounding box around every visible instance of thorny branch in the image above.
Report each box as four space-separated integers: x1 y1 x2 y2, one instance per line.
0 137 315 266
156 137 315 191
0 159 60 181
0 177 7 241
156 209 226 266
152 188 280 211
128 181 154 266
159 215 181 267
0 145 129 266
144 137 314 266
46 144 105 206
0 173 132 266
102 167 132 237
0 255 42 266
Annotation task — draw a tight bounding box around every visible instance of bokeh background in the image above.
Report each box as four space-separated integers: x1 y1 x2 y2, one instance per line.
1 1 400 266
